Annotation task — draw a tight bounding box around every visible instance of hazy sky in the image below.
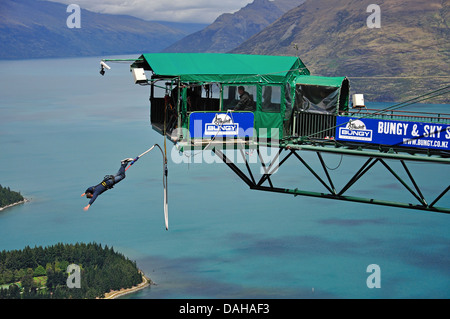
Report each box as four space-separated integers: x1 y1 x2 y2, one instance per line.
48 0 255 23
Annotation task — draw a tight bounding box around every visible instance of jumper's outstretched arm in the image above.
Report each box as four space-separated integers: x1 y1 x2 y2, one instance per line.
81 193 90 211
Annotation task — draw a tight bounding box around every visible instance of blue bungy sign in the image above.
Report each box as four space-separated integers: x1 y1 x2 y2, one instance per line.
336 116 450 151
189 112 255 139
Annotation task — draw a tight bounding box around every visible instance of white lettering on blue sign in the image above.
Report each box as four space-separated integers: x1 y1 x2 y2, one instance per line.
205 123 239 135
338 119 373 141
336 117 450 151
377 122 409 135
189 112 254 138
204 113 239 136
423 125 443 138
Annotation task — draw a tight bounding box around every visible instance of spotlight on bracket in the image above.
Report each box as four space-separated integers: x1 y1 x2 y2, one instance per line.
99 61 111 76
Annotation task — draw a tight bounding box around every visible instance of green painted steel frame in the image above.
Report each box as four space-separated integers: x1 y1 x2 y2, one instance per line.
213 147 450 214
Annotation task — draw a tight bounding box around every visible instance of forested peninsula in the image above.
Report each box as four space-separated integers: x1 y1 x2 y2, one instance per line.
0 242 147 299
0 185 25 210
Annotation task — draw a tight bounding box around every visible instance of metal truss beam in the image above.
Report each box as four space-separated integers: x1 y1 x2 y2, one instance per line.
213 148 450 214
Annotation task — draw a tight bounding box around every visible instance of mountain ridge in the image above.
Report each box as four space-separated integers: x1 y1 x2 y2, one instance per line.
0 0 187 59
231 0 449 102
163 0 304 53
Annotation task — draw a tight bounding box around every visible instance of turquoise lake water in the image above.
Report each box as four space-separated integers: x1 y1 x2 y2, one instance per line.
0 56 449 298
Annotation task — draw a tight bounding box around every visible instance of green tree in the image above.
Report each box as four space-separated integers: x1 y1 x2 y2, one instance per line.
2 269 13 284
0 184 24 208
1 242 145 299
45 268 55 291
8 284 21 299
21 268 35 293
34 265 46 277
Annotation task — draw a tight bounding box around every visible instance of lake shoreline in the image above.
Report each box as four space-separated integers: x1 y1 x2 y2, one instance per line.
0 198 29 212
103 271 153 299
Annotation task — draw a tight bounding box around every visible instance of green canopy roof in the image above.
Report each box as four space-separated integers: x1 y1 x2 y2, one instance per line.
132 53 310 83
295 75 348 87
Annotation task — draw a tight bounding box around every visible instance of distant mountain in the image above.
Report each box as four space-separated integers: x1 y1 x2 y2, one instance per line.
232 0 450 103
163 0 304 53
155 21 209 36
0 0 188 59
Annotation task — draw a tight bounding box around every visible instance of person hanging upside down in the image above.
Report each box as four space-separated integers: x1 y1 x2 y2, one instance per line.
81 158 134 211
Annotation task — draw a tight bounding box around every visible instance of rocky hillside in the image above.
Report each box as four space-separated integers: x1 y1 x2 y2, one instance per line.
0 0 186 59
163 0 304 53
232 0 450 103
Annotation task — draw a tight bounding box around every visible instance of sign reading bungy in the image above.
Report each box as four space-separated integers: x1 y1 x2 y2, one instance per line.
336 117 450 150
189 112 254 139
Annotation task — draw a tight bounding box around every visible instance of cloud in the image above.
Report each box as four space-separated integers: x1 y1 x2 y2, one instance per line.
48 0 253 23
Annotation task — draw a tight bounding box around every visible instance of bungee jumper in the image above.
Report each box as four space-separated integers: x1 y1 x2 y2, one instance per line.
81 144 169 230
81 158 134 211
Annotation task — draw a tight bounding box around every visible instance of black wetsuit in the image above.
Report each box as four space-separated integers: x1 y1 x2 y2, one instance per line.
85 162 127 206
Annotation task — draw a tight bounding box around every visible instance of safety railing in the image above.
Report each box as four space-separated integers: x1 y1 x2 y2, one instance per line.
347 108 450 124
292 108 450 140
292 112 336 139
